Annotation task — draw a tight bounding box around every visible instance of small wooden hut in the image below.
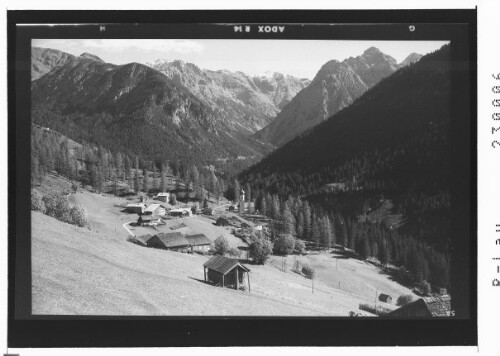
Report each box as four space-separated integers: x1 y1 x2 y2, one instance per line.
203 256 251 291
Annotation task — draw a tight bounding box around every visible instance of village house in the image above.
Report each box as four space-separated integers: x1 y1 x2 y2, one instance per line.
185 234 212 252
146 232 191 252
125 203 145 214
203 255 251 291
155 192 170 202
144 203 165 216
137 215 163 226
387 295 452 318
134 234 153 246
322 182 347 192
169 208 193 218
378 293 393 304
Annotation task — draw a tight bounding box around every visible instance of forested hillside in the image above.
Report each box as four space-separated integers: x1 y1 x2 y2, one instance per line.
240 45 452 290
254 48 422 146
31 48 271 173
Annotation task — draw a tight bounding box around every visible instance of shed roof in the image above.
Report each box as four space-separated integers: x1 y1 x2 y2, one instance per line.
422 296 451 317
154 232 191 248
135 234 153 245
387 295 451 317
203 255 250 275
145 204 161 212
127 203 145 208
186 234 212 246
139 215 161 222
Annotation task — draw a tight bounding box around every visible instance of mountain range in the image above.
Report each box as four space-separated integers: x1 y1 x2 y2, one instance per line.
31 48 273 167
145 59 310 134
254 47 422 146
241 44 450 247
31 45 422 170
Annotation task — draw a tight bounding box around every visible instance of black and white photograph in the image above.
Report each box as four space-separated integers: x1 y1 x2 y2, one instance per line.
29 36 457 317
6 8 481 350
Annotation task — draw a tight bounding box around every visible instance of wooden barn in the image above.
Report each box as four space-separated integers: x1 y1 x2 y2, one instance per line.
203 256 251 291
144 203 165 216
125 203 145 214
137 215 163 226
378 293 393 304
146 232 191 252
155 192 170 202
387 296 451 318
185 234 212 252
134 234 153 246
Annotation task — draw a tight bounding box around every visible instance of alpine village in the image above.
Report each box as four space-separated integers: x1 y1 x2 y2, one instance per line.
31 43 452 317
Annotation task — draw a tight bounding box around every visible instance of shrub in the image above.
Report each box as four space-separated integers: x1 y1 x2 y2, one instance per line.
302 264 315 279
294 239 306 255
227 247 241 258
42 193 58 218
70 205 90 228
249 232 273 265
31 189 46 213
418 280 432 296
397 294 414 306
273 234 296 256
54 195 72 223
213 236 229 256
169 193 177 205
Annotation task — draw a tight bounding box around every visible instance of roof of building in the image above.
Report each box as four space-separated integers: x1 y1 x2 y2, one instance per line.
135 234 153 245
170 208 191 213
157 192 170 196
127 203 145 207
203 255 250 275
186 234 212 246
139 215 162 221
145 204 162 212
422 296 451 317
154 232 191 248
388 295 451 317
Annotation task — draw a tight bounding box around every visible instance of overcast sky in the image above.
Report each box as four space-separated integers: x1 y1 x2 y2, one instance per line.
33 39 448 79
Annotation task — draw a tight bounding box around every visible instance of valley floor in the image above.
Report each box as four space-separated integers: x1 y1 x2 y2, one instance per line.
32 182 416 316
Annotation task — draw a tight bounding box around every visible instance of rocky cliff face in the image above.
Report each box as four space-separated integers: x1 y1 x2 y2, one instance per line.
146 60 310 134
254 47 422 147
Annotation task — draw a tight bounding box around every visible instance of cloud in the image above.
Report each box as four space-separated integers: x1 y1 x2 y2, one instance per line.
34 39 204 54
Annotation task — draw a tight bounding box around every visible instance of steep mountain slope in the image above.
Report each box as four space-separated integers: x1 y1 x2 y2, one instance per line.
241 45 451 247
254 48 422 146
31 47 271 166
31 47 76 81
146 60 310 134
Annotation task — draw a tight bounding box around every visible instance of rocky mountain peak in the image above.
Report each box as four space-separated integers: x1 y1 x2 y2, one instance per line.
399 52 423 67
79 52 104 62
363 46 382 55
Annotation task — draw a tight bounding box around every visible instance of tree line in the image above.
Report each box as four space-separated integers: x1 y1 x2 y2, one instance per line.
31 125 230 202
249 191 450 290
